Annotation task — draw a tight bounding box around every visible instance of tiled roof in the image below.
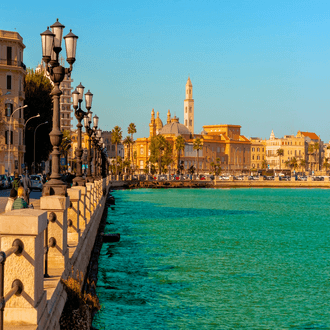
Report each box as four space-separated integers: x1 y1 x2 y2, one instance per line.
301 132 319 140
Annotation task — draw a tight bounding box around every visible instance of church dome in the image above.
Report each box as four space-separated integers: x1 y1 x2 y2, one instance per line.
159 116 191 136
155 111 163 131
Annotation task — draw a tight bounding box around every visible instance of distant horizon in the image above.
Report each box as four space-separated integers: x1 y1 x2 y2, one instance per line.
1 0 329 142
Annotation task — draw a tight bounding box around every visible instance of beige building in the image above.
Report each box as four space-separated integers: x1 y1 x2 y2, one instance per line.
266 130 322 173
250 138 266 170
0 30 26 175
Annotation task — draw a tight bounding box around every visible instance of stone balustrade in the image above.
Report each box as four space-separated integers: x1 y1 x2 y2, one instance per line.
0 176 112 329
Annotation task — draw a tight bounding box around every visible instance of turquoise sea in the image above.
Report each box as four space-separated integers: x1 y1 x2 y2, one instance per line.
93 188 330 329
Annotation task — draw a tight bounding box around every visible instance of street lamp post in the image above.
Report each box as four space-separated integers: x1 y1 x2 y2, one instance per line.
34 121 48 174
7 105 28 175
83 110 96 182
72 85 93 186
40 19 78 196
23 113 40 169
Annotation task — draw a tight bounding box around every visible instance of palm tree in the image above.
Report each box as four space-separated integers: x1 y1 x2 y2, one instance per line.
276 148 284 170
127 123 137 172
313 142 320 171
175 135 185 174
193 138 203 176
290 157 298 174
323 158 329 174
308 144 314 172
299 159 306 173
111 126 122 176
261 159 268 169
149 135 167 174
123 136 133 173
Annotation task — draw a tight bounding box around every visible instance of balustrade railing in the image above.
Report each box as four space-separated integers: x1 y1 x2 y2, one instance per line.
0 59 26 70
0 239 24 330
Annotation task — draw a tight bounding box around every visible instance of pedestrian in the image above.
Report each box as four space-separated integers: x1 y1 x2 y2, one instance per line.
12 173 21 191
12 187 28 210
22 172 31 205
5 188 17 212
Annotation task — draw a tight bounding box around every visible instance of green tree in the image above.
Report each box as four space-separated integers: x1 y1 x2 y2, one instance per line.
123 136 133 173
193 138 203 175
308 144 315 172
261 159 268 169
149 135 172 174
323 158 329 173
289 157 298 173
111 126 122 175
299 159 306 173
24 68 53 171
276 148 284 170
127 123 137 171
175 135 185 174
313 142 320 171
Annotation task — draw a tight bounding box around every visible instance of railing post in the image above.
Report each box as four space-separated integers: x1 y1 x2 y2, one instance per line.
87 182 95 216
0 209 47 327
67 188 81 244
40 195 70 270
86 183 94 223
72 186 87 233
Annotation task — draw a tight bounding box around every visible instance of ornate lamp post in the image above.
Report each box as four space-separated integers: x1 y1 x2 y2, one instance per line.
40 19 78 196
83 109 94 182
72 84 93 186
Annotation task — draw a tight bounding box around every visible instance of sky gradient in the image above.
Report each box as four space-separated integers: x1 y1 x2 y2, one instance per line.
1 0 329 141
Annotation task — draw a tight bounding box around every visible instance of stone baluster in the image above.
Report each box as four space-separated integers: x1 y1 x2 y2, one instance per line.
67 188 81 244
86 183 94 222
0 210 48 326
72 186 87 234
40 195 70 269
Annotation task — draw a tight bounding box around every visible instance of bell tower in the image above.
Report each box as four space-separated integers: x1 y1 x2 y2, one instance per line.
184 77 194 134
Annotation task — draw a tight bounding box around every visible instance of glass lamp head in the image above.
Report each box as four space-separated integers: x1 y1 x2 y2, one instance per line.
85 90 93 109
50 18 65 50
76 82 85 102
72 88 79 108
40 27 55 62
64 29 78 65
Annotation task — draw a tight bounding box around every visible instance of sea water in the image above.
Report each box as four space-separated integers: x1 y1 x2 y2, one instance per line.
93 188 330 329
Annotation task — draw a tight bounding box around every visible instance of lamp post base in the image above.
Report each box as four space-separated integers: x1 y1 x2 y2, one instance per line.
72 176 86 186
86 176 94 183
42 179 68 196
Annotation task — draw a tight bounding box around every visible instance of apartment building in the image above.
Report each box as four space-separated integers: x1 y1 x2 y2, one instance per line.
0 30 26 175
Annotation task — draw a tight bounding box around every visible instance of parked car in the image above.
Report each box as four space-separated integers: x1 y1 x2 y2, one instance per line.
30 175 44 191
0 174 10 189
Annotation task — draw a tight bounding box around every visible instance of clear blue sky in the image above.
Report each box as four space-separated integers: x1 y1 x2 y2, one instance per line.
2 0 329 141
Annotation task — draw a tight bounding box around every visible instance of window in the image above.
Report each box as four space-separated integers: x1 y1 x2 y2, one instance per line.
112 145 115 151
5 131 13 144
262 148 264 152
217 147 220 153
185 119 187 126
185 107 187 113
252 147 255 152
189 119 192 126
257 155 260 160
257 147 260 152
5 103 13 117
140 147 144 154
252 155 255 160
189 107 192 113
7 75 12 90
7 47 12 65
139 160 144 169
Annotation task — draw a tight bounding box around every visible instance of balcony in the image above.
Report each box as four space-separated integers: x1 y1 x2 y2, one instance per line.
0 59 26 70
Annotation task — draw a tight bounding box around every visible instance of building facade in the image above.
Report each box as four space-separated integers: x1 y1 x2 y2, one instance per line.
0 30 26 175
265 130 322 173
250 138 267 170
134 78 251 174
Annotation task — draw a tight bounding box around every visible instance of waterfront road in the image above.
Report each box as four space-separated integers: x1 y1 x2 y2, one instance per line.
0 189 42 213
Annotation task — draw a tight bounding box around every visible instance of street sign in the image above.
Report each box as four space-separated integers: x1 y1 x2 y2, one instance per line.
82 165 85 169
21 163 25 169
60 158 66 166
